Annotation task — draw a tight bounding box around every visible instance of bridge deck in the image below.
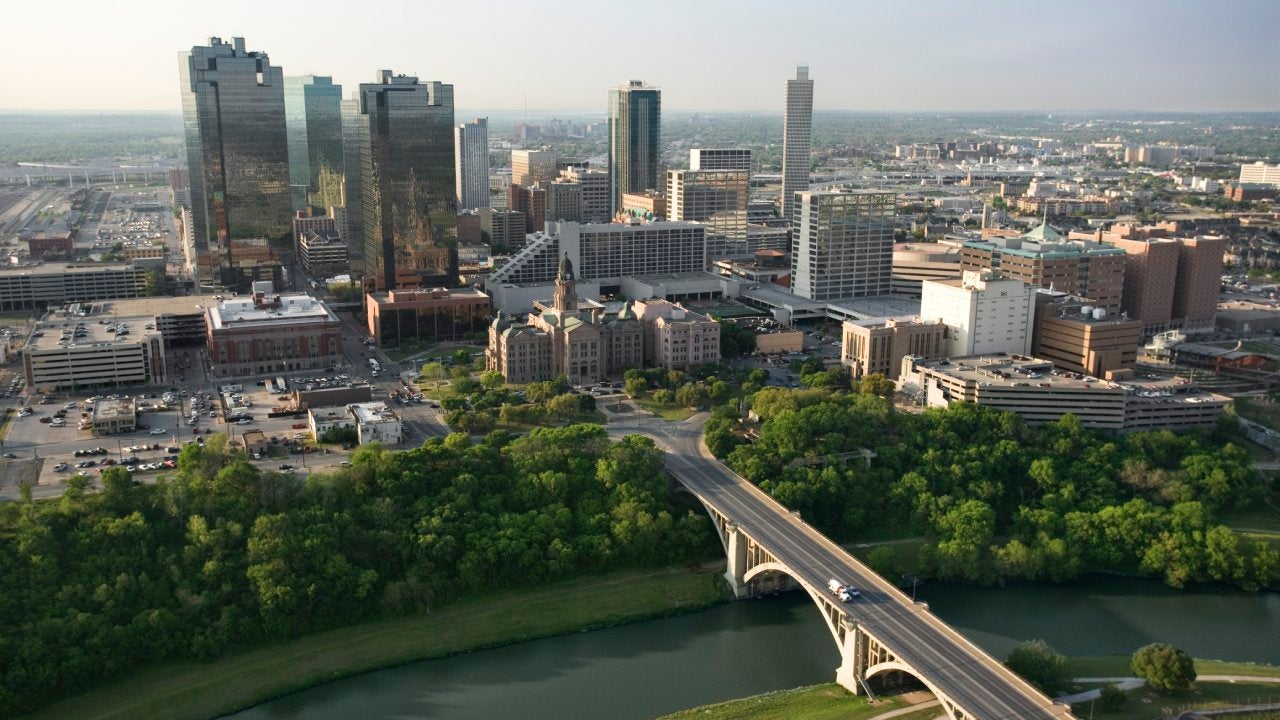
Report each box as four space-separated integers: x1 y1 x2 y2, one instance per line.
629 419 1073 720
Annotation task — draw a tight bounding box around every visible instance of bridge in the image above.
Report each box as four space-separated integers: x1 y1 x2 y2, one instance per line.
606 415 1075 720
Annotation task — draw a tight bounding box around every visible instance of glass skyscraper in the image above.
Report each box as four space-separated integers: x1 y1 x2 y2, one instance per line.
355 70 458 291
608 81 661 215
284 75 344 214
340 96 365 276
178 36 292 285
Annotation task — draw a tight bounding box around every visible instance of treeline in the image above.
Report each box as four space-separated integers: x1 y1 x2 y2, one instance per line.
0 428 716 715
708 387 1278 590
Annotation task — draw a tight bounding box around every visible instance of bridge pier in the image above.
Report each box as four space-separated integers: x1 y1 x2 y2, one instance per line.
835 618 865 695
723 522 749 598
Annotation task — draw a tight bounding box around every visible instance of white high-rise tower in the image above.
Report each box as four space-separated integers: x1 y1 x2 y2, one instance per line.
455 117 490 210
781 65 813 221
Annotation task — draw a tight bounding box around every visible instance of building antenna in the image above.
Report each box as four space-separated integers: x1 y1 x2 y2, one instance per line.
524 94 527 121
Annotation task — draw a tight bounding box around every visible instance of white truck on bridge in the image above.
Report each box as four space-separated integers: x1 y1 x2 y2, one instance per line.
828 578 860 602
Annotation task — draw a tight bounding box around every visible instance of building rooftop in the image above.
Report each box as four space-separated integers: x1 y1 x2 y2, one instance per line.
914 355 1124 391
350 401 398 425
0 261 145 277
93 397 136 420
207 293 337 330
369 286 490 305
27 307 159 351
98 294 228 317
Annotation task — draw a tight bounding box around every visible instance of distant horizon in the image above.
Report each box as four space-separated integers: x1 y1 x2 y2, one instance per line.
1 0 1275 114
3 108 1279 117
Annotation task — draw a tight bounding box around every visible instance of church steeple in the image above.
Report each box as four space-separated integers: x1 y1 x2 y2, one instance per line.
553 253 578 313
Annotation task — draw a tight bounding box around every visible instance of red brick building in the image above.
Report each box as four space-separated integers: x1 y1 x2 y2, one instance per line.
205 292 342 377
28 232 74 260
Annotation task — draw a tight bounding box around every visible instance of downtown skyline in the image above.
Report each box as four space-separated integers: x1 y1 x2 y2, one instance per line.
1 0 1278 113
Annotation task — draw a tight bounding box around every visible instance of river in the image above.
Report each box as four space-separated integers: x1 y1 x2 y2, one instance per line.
226 575 1280 720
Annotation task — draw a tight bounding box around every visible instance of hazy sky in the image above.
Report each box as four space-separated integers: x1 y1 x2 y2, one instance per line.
2 0 1277 113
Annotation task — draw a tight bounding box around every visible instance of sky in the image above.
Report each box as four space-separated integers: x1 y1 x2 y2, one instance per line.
1 0 1278 113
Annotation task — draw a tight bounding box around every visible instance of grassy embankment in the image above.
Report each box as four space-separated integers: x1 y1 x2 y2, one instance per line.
19 566 728 720
661 662 1280 720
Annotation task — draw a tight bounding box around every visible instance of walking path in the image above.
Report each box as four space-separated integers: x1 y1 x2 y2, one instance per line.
866 699 941 720
1055 676 1280 705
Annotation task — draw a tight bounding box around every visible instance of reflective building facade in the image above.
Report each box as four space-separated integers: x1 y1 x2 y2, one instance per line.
791 190 896 301
340 96 365 276
284 75 345 214
179 36 292 286
608 81 661 215
355 70 458 291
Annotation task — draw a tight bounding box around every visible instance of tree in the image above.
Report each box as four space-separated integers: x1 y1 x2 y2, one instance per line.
451 349 473 368
450 365 472 381
1005 639 1070 694
421 362 446 389
652 389 676 405
479 371 505 391
675 382 711 409
866 546 900 579
546 393 580 420
858 373 895 398
1131 643 1196 691
624 376 648 399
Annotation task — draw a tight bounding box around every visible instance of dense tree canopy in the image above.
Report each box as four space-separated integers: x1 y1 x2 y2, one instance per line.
714 389 1274 590
1132 643 1197 691
0 427 715 715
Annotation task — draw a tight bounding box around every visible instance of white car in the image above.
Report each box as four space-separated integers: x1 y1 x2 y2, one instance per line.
235 419 251 426
53 463 69 472
150 428 166 435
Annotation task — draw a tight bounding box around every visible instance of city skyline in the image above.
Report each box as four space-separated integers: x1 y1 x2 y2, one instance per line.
2 0 1278 113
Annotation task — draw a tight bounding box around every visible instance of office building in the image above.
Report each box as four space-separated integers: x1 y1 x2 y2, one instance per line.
620 190 665 219
354 70 458 291
1239 161 1280 188
23 307 167 390
205 292 343 377
297 230 349 278
27 233 74 260
91 398 139 435
511 148 557 187
920 270 1037 358
960 220 1126 311
667 167 749 259
284 75 344 213
1032 293 1141 379
366 286 491 348
453 117 490 211
179 37 292 285
608 81 661 213
340 96 365 275
791 190 896 301
559 166 611 223
479 208 527 251
841 317 947 381
509 184 547 233
546 179 583 223
1172 236 1226 333
94 294 226 349
781 66 813 220
690 148 752 172
487 220 706 286
902 355 1227 432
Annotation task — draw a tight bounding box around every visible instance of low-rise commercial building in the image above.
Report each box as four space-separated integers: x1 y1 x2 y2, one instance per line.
350 401 401 445
28 232 74 260
206 292 342 377
240 430 268 457
901 355 1227 431
920 270 1037 358
297 230 348 278
91 397 138 435
308 405 355 440
1215 301 1280 334
892 242 962 296
365 287 491 348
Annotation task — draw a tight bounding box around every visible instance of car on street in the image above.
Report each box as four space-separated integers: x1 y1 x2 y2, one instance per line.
2 453 16 459
53 463 69 472
150 428 166 435
278 464 294 471
235 419 251 425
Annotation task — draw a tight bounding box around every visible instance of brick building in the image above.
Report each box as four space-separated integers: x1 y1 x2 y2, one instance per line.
206 292 342 377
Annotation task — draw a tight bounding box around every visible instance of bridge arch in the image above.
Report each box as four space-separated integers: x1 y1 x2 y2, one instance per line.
865 661 960 720
742 563 846 651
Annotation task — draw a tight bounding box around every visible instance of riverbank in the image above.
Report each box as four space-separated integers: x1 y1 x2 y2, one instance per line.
658 664 1280 720
17 566 728 720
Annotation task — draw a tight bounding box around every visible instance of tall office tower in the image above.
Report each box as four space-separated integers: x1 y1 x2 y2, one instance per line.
339 95 365 275
284 75 344 214
561 166 611 223
511 148 557 187
455 117 490 210
690 148 752 172
791 190 895 301
355 70 458 291
1171 235 1226 333
179 36 292 282
547 179 583 223
781 66 813 221
667 167 749 260
608 80 661 214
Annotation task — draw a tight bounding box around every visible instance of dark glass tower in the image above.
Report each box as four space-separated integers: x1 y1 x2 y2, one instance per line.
284 75 344 214
608 81 661 215
178 36 292 284
340 96 365 276
355 70 458 291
